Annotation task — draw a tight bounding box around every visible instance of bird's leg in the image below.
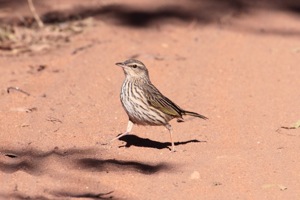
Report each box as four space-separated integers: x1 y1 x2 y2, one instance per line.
165 124 176 152
110 120 134 143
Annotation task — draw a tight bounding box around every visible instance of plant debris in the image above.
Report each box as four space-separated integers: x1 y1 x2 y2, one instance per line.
47 116 63 124
4 153 18 158
0 17 94 55
7 87 31 96
281 119 300 130
27 64 47 74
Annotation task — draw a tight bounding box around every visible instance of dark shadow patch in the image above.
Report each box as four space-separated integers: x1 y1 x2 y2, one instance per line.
52 190 114 199
38 1 300 35
0 159 38 174
118 135 205 150
41 5 195 27
0 192 50 200
0 147 95 175
76 158 171 175
286 4 300 13
0 146 172 199
0 190 115 200
4 153 18 158
1 1 300 36
0 146 173 175
0 0 27 9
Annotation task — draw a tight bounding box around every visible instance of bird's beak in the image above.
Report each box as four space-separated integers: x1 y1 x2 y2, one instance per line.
116 62 125 67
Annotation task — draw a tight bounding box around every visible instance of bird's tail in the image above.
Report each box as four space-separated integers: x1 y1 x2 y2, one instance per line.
183 110 208 120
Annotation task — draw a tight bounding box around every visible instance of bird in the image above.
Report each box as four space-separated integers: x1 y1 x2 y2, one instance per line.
112 59 207 152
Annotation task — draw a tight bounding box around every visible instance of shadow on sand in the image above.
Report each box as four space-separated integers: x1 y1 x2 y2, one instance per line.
117 134 206 151
1 0 300 36
0 146 173 199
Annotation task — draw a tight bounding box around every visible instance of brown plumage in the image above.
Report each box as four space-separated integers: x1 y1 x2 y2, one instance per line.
112 59 207 151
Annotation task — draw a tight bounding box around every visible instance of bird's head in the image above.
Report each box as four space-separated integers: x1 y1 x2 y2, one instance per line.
116 59 149 79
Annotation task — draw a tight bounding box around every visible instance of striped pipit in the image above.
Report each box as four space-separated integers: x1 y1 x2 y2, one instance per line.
112 59 207 152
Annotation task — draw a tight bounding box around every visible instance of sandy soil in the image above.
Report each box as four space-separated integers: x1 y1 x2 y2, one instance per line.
1 1 300 199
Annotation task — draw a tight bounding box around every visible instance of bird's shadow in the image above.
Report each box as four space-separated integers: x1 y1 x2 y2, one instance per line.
117 134 206 150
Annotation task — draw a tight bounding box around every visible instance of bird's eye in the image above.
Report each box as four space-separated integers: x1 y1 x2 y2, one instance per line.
132 64 138 68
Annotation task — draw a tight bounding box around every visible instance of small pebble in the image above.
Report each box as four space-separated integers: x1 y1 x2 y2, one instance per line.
190 171 200 179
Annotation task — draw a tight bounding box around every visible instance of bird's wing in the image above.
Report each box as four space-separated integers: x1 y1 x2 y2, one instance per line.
146 85 182 117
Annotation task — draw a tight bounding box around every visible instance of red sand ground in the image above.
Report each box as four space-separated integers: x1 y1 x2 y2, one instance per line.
1 1 300 199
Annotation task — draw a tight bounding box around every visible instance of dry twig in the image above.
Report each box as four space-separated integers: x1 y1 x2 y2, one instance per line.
7 86 31 96
27 0 44 28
